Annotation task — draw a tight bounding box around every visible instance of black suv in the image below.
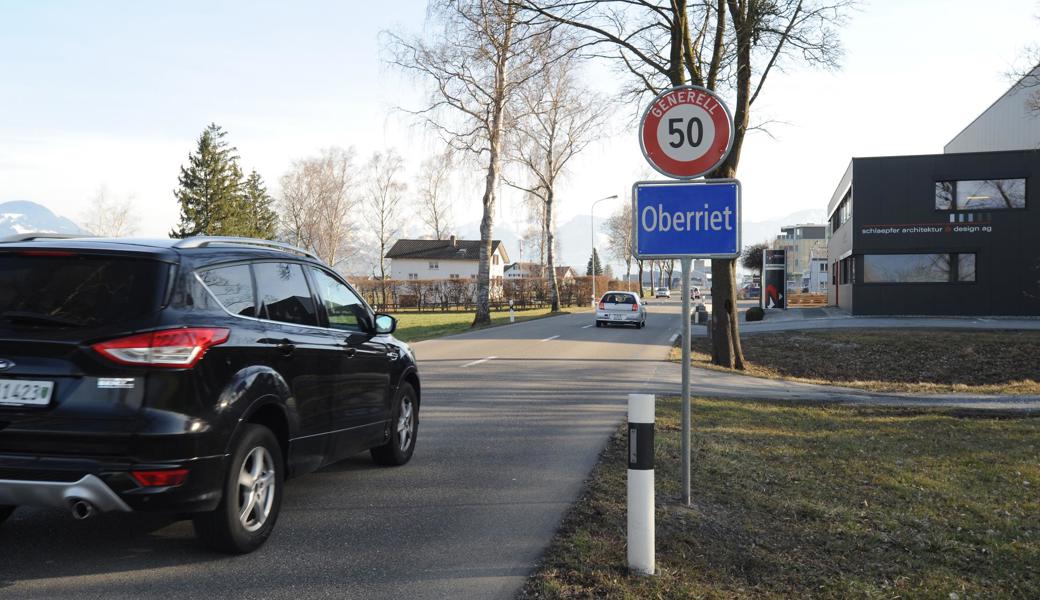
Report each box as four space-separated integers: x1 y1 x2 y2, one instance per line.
0 235 420 553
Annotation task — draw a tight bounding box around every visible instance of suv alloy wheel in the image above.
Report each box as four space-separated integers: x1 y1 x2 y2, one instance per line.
371 383 418 466
193 424 284 553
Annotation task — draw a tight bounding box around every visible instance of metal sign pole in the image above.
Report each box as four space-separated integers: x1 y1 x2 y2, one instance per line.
680 257 691 506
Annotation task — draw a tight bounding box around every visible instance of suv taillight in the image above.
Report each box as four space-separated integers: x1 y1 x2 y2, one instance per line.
598 302 605 310
92 328 230 368
631 303 638 311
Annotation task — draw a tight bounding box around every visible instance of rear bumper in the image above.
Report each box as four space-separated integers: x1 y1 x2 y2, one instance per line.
596 312 642 322
0 453 226 513
0 474 131 512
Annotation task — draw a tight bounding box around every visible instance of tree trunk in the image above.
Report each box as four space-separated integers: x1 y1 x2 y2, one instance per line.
704 2 752 369
473 10 513 327
625 257 632 292
636 260 644 297
545 192 560 312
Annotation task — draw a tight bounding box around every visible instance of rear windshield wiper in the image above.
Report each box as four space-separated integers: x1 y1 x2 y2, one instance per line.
0 310 85 327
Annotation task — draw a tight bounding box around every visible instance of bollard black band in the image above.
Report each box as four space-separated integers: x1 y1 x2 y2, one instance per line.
628 422 655 470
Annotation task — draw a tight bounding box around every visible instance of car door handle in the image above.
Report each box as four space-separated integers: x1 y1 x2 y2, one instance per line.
343 347 357 358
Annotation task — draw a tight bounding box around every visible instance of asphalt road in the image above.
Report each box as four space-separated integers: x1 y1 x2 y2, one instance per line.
0 300 683 599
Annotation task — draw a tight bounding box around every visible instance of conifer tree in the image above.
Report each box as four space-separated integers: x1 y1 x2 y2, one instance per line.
171 123 245 238
586 248 603 276
241 169 278 240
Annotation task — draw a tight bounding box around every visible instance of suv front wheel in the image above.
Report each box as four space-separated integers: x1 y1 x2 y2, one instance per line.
193 424 284 554
371 383 418 466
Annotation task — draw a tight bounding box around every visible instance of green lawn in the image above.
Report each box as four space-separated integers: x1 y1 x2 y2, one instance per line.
687 329 1040 395
390 307 587 342
523 397 1040 599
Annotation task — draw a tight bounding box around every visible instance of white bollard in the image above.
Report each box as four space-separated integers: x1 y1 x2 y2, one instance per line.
627 393 655 576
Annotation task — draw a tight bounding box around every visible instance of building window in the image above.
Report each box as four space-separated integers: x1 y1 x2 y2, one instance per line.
492 254 499 266
830 187 853 232
449 273 459 279
958 254 976 282
429 261 439 270
839 256 854 284
935 179 1025 210
408 273 418 280
863 253 976 283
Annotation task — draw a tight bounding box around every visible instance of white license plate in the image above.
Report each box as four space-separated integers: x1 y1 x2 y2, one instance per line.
0 379 54 407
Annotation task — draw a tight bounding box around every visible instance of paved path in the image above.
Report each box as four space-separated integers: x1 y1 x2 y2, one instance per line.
652 362 1040 413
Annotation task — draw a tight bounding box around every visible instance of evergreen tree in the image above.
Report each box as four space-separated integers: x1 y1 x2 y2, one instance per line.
171 123 246 238
241 169 278 240
586 248 604 276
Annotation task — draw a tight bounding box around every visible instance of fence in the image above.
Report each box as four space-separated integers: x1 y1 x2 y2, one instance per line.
349 276 631 312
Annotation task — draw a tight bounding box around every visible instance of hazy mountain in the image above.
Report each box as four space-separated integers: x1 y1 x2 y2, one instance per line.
0 201 88 237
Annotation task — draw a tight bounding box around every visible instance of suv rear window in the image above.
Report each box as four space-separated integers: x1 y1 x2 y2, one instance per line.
0 253 169 328
602 293 636 304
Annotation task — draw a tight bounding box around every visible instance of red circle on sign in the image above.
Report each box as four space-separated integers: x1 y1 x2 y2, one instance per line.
639 85 733 179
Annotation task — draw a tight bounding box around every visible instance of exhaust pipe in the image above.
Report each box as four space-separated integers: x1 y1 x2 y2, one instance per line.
69 498 96 520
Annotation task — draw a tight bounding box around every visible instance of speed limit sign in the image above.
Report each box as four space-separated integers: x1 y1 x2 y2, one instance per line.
639 85 733 179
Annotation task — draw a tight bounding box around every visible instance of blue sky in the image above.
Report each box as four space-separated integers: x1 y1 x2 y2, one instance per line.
1 0 1038 261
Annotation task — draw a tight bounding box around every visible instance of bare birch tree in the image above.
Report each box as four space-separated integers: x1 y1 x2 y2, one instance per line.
519 0 852 368
80 186 138 237
505 54 611 311
603 202 634 289
278 147 358 267
416 149 455 240
386 0 555 326
366 149 408 307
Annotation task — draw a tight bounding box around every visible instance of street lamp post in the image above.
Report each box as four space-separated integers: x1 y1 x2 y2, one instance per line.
590 194 619 307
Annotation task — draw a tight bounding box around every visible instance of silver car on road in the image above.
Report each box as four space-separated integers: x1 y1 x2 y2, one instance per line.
595 291 646 328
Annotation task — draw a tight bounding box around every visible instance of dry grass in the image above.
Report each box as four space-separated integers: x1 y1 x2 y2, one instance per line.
522 397 1040 599
686 329 1040 395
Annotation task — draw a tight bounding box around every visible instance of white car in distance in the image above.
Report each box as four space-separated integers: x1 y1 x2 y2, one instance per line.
655 287 671 298
595 291 647 328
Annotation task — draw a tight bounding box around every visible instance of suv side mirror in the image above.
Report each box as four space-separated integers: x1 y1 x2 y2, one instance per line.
374 313 397 335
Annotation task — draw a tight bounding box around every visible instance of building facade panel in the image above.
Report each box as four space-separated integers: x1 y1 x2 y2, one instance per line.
835 150 1040 316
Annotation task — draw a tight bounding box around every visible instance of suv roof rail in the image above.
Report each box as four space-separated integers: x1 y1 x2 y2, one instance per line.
0 233 91 243
173 236 321 262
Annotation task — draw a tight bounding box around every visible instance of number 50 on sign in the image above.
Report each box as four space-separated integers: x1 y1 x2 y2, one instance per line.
639 85 734 180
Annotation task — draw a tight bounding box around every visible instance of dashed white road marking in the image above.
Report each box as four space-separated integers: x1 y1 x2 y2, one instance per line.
541 335 560 342
581 324 594 329
461 356 497 368
669 333 679 344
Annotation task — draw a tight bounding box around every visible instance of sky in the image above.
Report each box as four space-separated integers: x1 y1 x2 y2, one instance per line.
1 0 1038 268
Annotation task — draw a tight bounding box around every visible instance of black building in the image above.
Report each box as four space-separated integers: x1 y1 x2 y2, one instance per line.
826 149 1040 316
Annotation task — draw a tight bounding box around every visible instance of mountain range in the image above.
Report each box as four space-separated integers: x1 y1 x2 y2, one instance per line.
0 201 88 237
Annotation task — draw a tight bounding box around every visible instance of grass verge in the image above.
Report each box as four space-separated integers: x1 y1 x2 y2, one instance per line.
391 307 588 342
523 397 1040 599
685 329 1040 395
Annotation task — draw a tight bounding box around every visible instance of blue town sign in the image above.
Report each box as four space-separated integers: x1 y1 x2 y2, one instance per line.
631 179 741 259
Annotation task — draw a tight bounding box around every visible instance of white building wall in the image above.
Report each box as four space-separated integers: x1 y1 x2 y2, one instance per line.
945 66 1040 153
390 248 507 280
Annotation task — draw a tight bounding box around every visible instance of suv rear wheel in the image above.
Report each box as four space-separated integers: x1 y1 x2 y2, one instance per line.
371 383 418 466
193 424 283 554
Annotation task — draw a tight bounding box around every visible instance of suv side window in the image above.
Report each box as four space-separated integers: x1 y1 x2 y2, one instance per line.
254 262 318 326
198 264 257 317
309 268 368 333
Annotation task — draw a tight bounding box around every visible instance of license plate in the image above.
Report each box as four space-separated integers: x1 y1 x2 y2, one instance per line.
0 379 54 407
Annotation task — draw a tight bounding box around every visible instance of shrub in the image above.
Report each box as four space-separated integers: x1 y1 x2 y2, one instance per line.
746 306 765 322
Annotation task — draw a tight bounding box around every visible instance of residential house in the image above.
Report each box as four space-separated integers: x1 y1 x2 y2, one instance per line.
386 235 509 283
